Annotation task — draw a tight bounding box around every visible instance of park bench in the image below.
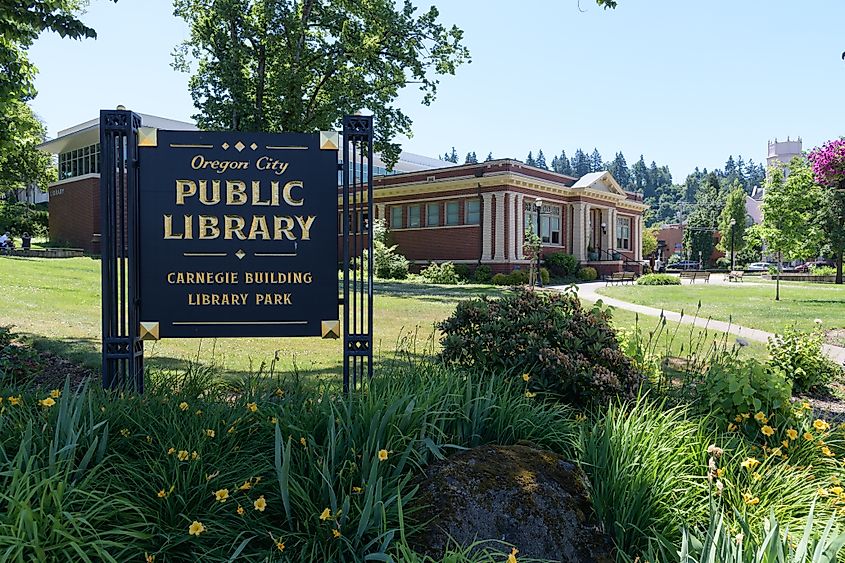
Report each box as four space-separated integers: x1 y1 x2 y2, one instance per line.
679 271 710 284
604 271 636 286
727 270 744 282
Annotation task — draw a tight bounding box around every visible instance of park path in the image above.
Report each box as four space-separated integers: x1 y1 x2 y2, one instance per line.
551 278 845 366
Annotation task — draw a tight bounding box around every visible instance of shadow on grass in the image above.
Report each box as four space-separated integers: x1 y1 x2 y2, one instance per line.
19 327 437 387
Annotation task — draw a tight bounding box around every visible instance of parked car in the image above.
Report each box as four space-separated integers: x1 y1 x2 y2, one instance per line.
794 260 835 272
746 262 781 271
667 260 701 271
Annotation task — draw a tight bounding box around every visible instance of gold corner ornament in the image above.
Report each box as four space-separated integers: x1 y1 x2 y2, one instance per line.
319 131 339 151
137 127 158 147
139 321 160 341
321 320 340 339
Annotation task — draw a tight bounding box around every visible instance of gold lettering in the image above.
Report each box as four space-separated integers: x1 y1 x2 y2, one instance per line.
273 216 296 240
176 180 197 205
296 215 316 240
283 181 303 206
163 215 182 239
226 181 248 205
248 216 271 240
199 180 221 205
224 215 247 240
251 181 270 206
199 215 220 239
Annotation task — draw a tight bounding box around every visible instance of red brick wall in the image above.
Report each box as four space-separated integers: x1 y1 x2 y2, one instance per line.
48 177 100 252
392 226 481 261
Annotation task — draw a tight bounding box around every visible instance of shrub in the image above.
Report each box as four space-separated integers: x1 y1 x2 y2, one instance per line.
0 201 48 237
702 357 792 434
715 257 731 269
540 267 550 285
0 327 43 386
420 262 460 285
544 252 579 277
636 273 681 286
472 265 492 283
810 265 837 276
491 273 510 285
453 263 471 281
437 288 644 405
364 219 409 279
577 267 598 281
767 326 842 393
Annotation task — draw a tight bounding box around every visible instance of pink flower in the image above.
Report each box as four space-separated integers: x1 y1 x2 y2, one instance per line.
807 139 845 188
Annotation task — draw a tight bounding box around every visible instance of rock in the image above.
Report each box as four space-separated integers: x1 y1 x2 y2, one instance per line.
412 444 613 562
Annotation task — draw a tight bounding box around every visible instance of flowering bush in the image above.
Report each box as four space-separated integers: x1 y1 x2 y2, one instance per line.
420 261 460 285
807 138 845 188
437 287 644 405
767 325 842 393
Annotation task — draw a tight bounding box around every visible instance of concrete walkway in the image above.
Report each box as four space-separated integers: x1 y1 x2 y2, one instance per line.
549 280 845 365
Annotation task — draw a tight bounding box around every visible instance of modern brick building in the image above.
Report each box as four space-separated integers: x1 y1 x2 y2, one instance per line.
365 161 648 275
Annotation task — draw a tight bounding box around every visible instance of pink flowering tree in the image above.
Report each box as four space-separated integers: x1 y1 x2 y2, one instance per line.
807 139 845 284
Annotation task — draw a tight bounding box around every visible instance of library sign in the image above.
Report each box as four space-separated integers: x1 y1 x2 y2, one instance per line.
137 129 340 340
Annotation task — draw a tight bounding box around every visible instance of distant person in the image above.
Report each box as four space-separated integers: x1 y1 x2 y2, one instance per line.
0 232 12 254
655 257 664 273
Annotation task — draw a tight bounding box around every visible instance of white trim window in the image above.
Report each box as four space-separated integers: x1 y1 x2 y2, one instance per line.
616 216 631 250
408 205 421 228
445 201 460 225
426 202 440 227
524 202 561 245
390 206 403 229
465 199 481 224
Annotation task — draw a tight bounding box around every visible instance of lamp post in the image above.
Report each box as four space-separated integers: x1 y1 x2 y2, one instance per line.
535 198 543 287
729 218 736 271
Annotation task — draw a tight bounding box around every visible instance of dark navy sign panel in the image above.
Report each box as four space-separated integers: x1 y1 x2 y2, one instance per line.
138 130 338 338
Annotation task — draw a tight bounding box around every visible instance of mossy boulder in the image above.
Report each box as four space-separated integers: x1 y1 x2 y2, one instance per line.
413 444 613 562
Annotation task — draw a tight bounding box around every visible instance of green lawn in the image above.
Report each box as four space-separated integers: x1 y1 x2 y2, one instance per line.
0 257 766 378
598 281 845 336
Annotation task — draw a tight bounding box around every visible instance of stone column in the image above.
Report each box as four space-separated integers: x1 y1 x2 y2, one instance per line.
609 208 617 255
494 192 506 262
572 202 587 262
634 215 643 261
506 193 516 260
375 203 386 221
481 193 493 261
515 193 525 260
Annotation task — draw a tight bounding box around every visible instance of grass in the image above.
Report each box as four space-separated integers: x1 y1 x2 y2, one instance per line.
0 257 767 376
598 282 845 336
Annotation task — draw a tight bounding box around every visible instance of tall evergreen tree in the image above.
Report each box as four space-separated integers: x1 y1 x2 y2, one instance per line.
464 151 477 164
590 148 603 172
447 147 458 163
485 152 493 162
607 152 631 189
554 150 574 176
571 149 590 177
525 151 536 167
632 155 648 192
536 149 548 169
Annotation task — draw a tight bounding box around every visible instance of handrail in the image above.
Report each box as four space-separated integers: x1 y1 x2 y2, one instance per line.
594 248 641 272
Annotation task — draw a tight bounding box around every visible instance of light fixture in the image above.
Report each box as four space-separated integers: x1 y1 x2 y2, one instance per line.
534 198 543 208
601 221 607 234
730 218 736 226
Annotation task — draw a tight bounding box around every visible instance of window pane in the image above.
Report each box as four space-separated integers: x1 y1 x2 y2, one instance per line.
408 205 421 228
466 199 481 224
426 203 439 226
390 206 403 229
446 202 460 225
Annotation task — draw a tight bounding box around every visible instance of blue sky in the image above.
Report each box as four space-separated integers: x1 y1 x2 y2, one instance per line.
28 0 845 180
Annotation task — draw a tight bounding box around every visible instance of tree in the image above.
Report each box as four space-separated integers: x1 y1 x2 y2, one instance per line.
172 0 470 167
553 150 574 176
631 155 648 193
484 152 493 162
607 152 631 189
535 149 547 170
590 148 602 172
807 139 845 284
443 147 458 163
716 183 748 261
571 149 590 178
760 160 823 267
683 172 723 266
0 102 55 196
464 151 477 164
525 151 536 167
641 227 658 259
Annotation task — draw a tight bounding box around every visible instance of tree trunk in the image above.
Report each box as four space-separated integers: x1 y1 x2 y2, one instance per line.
256 42 266 129
837 249 843 285
229 17 240 131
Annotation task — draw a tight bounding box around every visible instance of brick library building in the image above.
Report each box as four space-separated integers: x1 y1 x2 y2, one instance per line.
40 113 647 274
